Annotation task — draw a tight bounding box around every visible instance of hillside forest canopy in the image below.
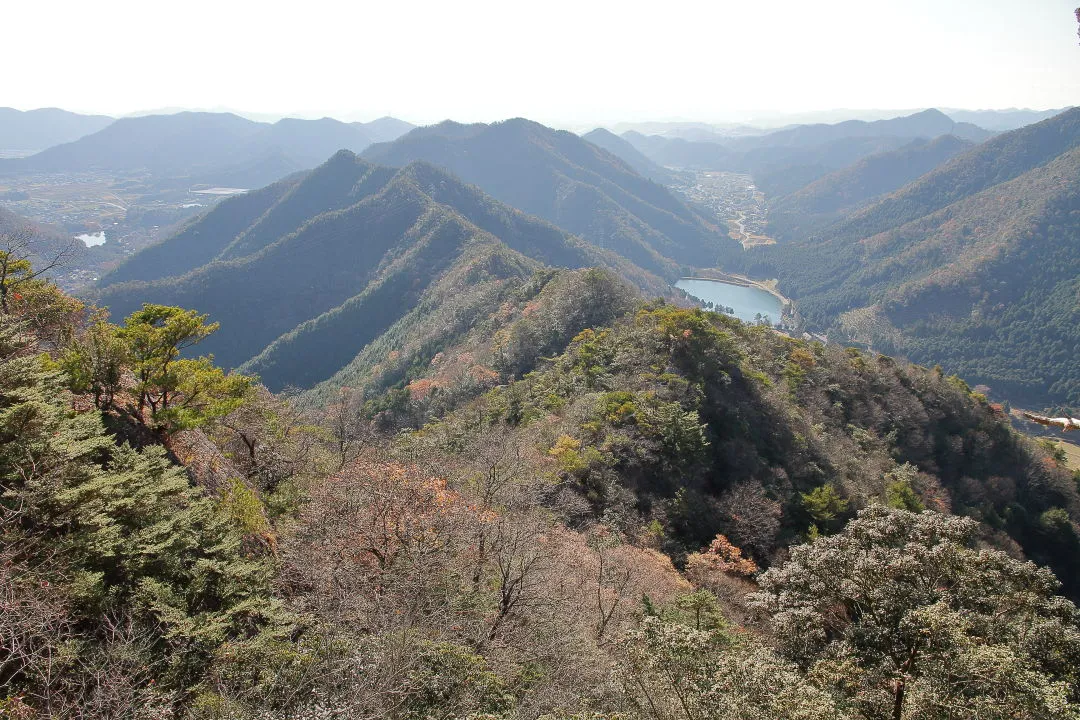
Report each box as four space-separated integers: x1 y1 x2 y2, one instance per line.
2 232 1080 718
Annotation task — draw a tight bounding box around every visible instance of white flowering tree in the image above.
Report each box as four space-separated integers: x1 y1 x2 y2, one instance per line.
752 506 1080 720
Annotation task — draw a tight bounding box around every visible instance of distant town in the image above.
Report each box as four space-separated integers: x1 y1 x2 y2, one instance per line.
672 170 777 248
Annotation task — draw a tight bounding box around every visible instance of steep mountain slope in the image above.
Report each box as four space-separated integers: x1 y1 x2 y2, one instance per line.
766 135 973 240
412 304 1080 598
90 153 665 389
296 265 639 412
581 128 676 182
758 110 1080 407
362 118 728 276
96 173 308 287
0 107 114 152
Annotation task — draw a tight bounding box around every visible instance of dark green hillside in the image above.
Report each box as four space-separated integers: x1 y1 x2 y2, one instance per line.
97 175 305 286
416 304 1080 597
89 153 666 389
215 153 397 260
746 108 1080 408
382 163 667 293
99 152 399 289
363 118 727 275
764 144 1080 408
93 174 446 369
767 135 973 240
302 265 639 416
245 240 543 392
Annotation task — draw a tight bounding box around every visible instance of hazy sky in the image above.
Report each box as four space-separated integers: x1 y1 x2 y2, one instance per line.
6 0 1078 126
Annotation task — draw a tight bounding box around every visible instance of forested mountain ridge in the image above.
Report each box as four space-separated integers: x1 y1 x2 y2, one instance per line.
89 152 666 389
363 118 730 276
766 134 974 240
297 264 640 415
755 109 1080 408
408 303 1080 598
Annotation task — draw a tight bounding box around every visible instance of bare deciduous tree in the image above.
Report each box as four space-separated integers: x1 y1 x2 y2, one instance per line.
0 224 78 314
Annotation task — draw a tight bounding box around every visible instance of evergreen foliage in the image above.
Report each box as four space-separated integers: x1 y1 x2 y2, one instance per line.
0 312 288 714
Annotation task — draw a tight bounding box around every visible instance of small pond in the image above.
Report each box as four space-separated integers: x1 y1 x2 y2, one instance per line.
76 231 106 247
675 278 784 325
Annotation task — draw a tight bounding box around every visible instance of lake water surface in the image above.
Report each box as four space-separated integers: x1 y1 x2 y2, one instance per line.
76 231 106 247
675 278 784 325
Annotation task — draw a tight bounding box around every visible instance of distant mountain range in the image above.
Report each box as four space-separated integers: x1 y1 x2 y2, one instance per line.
614 109 995 198
610 107 1069 136
619 131 737 171
726 109 992 150
362 118 729 276
0 107 114 153
89 151 667 390
756 108 1080 407
0 111 415 187
944 108 1070 132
